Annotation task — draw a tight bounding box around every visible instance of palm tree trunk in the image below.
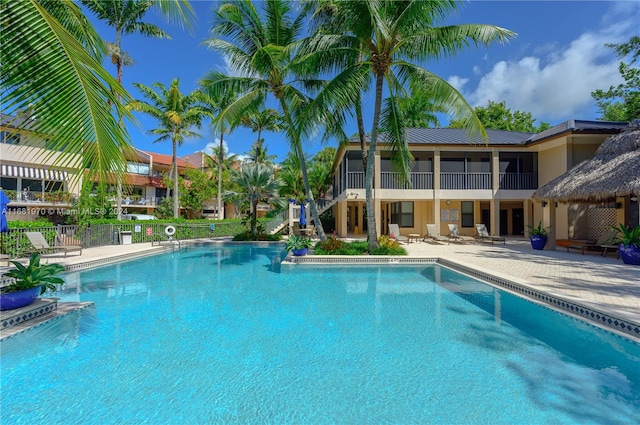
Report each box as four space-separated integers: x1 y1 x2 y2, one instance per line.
355 94 368 170
217 131 225 220
278 98 327 241
172 138 179 218
365 74 385 251
252 199 258 234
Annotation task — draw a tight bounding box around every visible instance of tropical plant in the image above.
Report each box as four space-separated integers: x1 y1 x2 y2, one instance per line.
592 36 640 122
2 253 65 295
178 169 216 218
285 235 314 252
278 152 306 202
129 79 206 218
202 0 328 240
526 221 549 237
241 109 282 166
612 224 640 247
306 0 514 251
228 164 281 235
2 0 134 183
448 100 551 132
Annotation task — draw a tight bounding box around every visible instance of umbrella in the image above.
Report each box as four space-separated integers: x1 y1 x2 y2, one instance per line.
299 202 307 227
1 189 10 255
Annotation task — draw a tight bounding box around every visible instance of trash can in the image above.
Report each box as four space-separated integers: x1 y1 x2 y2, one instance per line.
113 231 119 245
120 231 132 245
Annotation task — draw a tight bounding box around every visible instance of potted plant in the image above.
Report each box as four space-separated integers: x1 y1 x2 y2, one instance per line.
526 221 549 250
285 235 313 256
0 253 65 310
612 224 640 265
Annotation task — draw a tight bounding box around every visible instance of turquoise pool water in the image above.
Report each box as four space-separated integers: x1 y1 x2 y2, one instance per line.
1 244 639 424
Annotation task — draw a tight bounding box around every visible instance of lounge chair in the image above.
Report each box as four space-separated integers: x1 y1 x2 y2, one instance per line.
25 231 82 256
447 224 475 244
475 224 505 245
565 230 618 255
388 223 408 243
424 224 449 244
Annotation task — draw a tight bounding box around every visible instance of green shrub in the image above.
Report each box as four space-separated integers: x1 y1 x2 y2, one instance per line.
233 232 281 242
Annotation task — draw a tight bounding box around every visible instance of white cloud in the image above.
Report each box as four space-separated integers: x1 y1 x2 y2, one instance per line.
449 3 639 122
447 75 469 92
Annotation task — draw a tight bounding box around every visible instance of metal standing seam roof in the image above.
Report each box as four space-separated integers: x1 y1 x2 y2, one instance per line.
343 120 629 148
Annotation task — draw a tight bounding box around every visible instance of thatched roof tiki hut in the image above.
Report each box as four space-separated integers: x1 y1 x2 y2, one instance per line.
533 119 640 235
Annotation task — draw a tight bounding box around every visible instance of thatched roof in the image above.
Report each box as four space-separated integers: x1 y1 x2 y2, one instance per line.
532 120 640 203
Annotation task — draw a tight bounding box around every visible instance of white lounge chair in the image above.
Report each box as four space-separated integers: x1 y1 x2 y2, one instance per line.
424 224 449 244
475 224 505 245
447 224 475 244
25 231 82 256
388 224 408 243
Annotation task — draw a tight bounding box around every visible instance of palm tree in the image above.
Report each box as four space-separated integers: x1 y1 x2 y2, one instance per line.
129 79 205 218
200 88 242 220
246 140 278 167
81 0 195 217
201 0 329 241
242 109 281 166
205 143 239 219
2 1 134 181
278 152 306 202
307 0 515 250
229 164 281 235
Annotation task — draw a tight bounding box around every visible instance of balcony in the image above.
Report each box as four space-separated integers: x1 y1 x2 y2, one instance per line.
381 172 433 189
498 173 538 190
440 172 492 190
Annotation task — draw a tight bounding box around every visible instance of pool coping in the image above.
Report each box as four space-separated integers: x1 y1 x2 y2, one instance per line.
283 254 640 342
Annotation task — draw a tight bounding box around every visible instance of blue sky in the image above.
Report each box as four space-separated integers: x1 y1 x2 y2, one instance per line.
85 0 640 163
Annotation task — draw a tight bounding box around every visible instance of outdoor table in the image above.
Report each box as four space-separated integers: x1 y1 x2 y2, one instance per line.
408 233 421 243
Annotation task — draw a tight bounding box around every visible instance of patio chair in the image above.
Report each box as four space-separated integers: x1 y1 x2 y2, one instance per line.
447 224 475 244
388 224 408 243
475 224 505 245
25 231 82 256
424 224 450 244
565 230 618 255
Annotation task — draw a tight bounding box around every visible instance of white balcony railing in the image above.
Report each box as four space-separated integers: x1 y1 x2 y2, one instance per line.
440 172 492 190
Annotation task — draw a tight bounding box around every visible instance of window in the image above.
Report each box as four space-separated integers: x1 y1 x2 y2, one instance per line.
1 131 20 145
461 201 474 228
127 162 150 175
390 201 414 227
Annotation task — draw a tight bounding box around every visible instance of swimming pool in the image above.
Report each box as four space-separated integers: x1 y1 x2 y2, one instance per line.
1 244 639 424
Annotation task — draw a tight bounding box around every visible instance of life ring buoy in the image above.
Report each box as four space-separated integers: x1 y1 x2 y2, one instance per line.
164 225 176 237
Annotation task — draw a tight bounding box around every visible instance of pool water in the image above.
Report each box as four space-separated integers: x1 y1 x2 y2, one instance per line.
1 244 639 424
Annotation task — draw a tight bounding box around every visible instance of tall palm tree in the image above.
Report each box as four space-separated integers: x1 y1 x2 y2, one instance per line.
242 109 281 166
129 79 205 217
200 88 242 220
2 0 134 181
307 0 515 250
201 0 329 241
246 140 278 167
241 109 282 148
205 143 239 219
229 164 281 235
81 0 195 217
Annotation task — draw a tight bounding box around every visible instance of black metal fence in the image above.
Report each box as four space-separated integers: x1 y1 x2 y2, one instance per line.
0 222 246 258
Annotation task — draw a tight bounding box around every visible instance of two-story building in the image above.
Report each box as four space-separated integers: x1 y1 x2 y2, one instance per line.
330 120 630 242
1 113 81 222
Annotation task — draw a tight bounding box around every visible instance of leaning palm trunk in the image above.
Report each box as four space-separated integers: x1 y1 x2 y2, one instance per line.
278 98 327 241
365 74 386 251
217 131 225 220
